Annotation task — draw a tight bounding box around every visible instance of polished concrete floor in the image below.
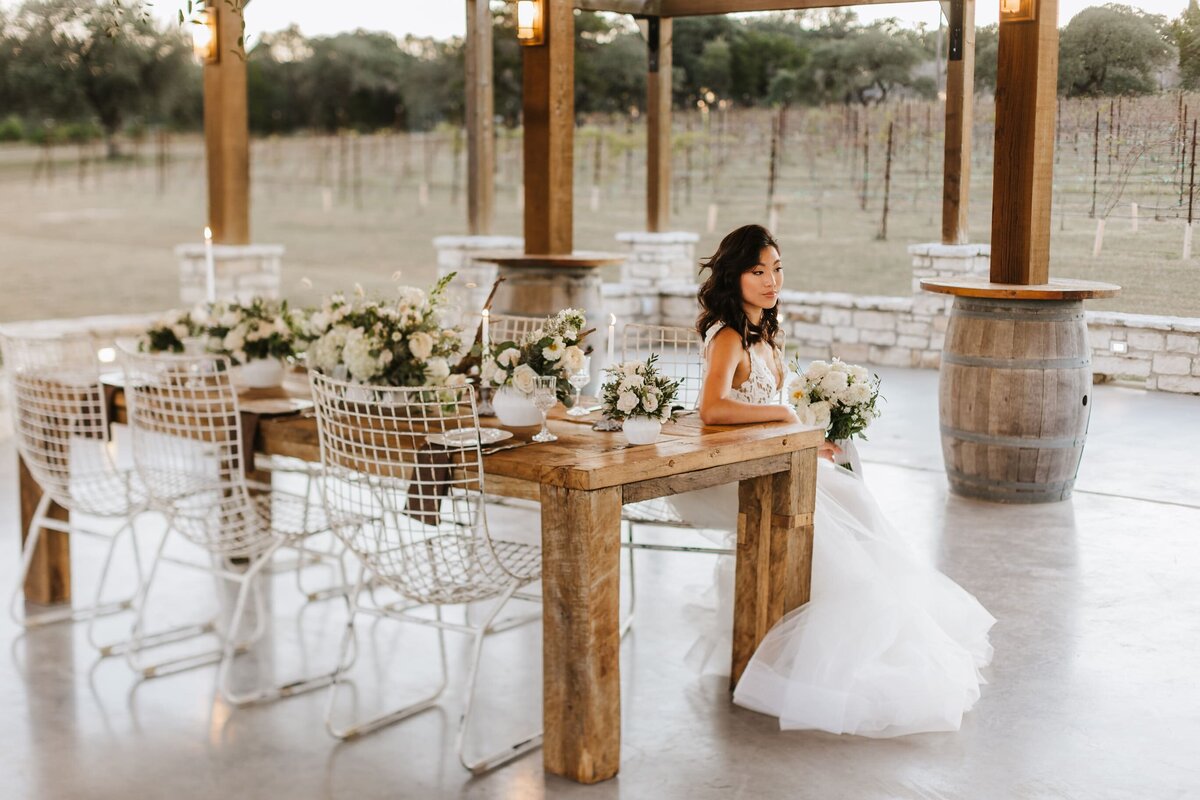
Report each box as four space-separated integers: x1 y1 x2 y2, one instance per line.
1 368 1198 800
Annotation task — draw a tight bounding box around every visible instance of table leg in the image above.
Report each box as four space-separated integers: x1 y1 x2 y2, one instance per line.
731 448 817 687
539 483 622 784
17 455 71 605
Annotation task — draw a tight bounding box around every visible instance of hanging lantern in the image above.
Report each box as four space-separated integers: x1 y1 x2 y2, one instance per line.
516 0 545 46
191 7 220 64
1000 0 1037 23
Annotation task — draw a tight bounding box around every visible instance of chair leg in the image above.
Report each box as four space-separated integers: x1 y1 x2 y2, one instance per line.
457 583 543 776
126 528 221 679
10 496 133 630
325 573 447 740
620 521 637 639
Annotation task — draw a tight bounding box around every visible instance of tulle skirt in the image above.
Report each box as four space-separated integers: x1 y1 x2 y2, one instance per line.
669 457 995 737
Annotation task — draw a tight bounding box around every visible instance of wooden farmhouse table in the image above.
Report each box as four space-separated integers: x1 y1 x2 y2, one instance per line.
16 383 823 785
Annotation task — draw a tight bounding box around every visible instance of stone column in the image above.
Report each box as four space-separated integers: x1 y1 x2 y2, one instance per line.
176 243 284 305
907 242 990 367
615 231 700 288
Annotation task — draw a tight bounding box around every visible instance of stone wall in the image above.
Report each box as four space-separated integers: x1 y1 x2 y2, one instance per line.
615 231 700 287
602 241 1200 396
176 244 284 305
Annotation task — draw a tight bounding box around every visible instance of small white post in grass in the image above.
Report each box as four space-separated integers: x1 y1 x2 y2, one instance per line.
1131 202 1138 233
706 203 718 233
1092 218 1105 258
590 186 600 212
418 182 430 208
1184 221 1194 260
203 226 216 303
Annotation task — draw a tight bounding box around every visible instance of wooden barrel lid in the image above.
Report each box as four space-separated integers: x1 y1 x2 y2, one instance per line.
920 277 1121 300
473 251 626 269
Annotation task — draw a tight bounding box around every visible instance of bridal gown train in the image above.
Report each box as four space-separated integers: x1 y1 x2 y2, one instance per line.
669 325 995 737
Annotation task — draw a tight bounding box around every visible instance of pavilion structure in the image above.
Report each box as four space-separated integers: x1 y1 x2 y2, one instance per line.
18 0 1122 787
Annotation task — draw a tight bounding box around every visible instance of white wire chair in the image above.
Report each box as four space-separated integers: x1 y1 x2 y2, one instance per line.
486 313 545 347
310 372 542 775
119 346 344 704
1 332 151 650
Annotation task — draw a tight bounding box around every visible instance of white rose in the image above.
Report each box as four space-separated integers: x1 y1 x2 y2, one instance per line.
496 347 521 368
219 311 240 329
845 382 871 406
445 373 468 388
426 357 450 379
619 374 645 391
848 364 870 383
809 400 832 430
642 393 660 413
171 323 189 340
805 360 830 381
223 328 245 354
343 328 383 382
512 364 538 395
308 311 330 334
542 337 565 361
409 331 434 360
480 360 500 385
616 392 640 414
819 369 849 396
562 345 586 375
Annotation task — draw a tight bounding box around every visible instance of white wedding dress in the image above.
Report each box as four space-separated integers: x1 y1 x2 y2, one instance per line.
668 324 995 737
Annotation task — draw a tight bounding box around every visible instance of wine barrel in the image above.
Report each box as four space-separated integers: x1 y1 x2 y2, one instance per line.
938 296 1093 503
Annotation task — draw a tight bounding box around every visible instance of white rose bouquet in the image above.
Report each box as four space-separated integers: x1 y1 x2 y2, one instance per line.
600 355 683 423
301 274 466 387
140 307 206 353
786 357 882 448
204 297 297 366
485 308 589 402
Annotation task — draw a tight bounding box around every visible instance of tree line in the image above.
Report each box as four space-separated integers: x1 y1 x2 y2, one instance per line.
0 0 1196 153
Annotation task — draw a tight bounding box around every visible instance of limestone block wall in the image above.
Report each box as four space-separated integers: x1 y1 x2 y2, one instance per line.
1086 312 1200 394
615 231 700 287
176 244 284 305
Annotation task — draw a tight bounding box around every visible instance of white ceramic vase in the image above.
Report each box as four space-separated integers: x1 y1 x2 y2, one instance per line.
622 416 662 445
236 358 285 389
492 386 541 426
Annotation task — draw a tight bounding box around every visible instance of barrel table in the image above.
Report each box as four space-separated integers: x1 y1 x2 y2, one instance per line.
921 277 1121 503
475 251 625 387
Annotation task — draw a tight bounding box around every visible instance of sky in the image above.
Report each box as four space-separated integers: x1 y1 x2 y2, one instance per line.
142 0 1192 44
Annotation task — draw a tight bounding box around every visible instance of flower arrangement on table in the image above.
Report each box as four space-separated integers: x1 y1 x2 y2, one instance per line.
140 308 207 354
483 308 589 403
300 273 466 388
599 355 683 445
786 357 882 469
203 297 298 366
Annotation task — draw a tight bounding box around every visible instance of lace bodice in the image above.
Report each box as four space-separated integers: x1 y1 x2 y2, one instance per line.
703 323 783 405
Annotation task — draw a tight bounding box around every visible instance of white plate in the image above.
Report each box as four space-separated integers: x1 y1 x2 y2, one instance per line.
426 427 514 448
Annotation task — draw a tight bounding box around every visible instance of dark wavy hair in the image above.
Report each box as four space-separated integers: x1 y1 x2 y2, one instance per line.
696 224 782 349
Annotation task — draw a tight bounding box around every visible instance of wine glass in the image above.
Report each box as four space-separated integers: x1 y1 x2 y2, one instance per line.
531 375 558 443
566 355 592 417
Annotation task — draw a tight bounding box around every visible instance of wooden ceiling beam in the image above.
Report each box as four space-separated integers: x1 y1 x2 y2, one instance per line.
575 0 926 15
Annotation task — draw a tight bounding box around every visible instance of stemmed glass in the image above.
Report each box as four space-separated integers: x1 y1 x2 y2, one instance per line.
531 375 559 443
566 355 592 417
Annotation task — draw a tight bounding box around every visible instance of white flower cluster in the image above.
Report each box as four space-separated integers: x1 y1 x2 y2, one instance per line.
300 274 465 387
485 308 588 396
140 307 205 353
205 298 296 366
600 357 682 423
786 357 881 440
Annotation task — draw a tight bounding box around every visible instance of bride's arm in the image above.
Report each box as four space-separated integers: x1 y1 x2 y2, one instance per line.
698 329 798 426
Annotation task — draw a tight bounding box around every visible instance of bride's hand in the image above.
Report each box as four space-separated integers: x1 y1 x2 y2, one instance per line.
818 440 841 462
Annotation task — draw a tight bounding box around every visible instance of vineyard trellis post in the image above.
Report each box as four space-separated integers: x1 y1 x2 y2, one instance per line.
646 16 672 232
878 120 894 241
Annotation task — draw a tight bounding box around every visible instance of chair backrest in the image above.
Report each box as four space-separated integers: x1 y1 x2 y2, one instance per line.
487 314 544 347
118 347 269 557
310 372 515 604
621 323 705 410
1 333 123 515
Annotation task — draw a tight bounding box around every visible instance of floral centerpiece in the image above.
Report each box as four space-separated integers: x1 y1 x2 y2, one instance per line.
301 274 466 388
787 357 882 469
140 308 206 354
201 297 299 388
600 355 683 445
483 308 589 426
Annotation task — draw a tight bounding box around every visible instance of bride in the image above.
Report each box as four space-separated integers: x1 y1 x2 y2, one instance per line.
669 224 995 738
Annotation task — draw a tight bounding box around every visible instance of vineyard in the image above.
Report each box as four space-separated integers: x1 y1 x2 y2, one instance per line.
2 94 1200 324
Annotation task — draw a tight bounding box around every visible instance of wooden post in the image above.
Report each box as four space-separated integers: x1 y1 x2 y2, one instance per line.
203 0 250 244
465 0 495 235
540 484 623 784
942 0 975 244
732 450 816 686
990 0 1059 285
522 0 574 254
18 457 71 604
646 17 672 233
